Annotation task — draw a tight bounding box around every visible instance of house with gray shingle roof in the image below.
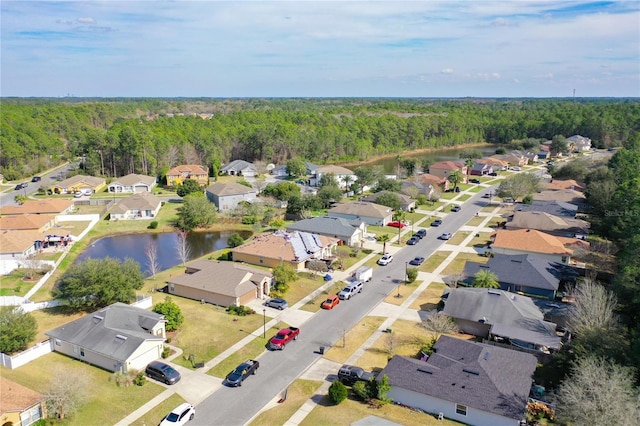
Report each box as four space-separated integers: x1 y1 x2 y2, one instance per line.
166 259 273 307
206 182 258 211
513 200 577 217
286 216 367 246
220 160 257 177
378 335 537 426
327 202 393 226
110 193 163 221
442 287 562 352
108 173 157 193
45 303 166 373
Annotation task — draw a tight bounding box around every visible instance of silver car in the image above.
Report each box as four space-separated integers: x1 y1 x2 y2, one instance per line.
265 298 288 310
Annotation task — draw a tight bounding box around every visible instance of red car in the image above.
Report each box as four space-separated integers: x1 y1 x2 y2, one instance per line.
321 295 340 310
387 221 406 228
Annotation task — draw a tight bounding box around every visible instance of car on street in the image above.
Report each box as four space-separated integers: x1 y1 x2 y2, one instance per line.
451 205 461 212
386 221 406 228
264 298 288 310
338 365 378 386
160 403 195 426
268 327 300 350
14 182 28 190
408 256 425 266
511 166 521 171
225 360 259 387
431 219 443 227
439 232 452 240
413 229 427 239
488 172 498 176
321 295 340 310
406 236 419 245
145 361 181 385
377 254 393 266
31 176 41 182
469 178 481 184
74 192 84 198
482 193 492 198
338 281 363 300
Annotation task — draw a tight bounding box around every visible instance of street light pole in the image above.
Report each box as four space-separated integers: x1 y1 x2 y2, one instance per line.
263 309 266 338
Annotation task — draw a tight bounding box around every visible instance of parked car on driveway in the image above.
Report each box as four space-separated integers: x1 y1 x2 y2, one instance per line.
469 178 481 184
321 295 340 310
264 298 288 310
145 361 181 385
431 219 443 227
160 403 195 426
338 365 377 386
406 236 419 245
511 166 521 171
439 232 452 240
387 221 406 228
488 172 498 176
409 256 425 266
377 254 394 266
413 229 427 239
225 360 259 387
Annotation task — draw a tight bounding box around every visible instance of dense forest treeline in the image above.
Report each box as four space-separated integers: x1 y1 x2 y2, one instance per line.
1 98 639 181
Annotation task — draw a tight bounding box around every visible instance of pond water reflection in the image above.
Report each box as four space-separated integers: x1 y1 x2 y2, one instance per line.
77 231 252 275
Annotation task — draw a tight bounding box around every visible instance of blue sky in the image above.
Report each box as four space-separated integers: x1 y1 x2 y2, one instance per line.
1 1 638 97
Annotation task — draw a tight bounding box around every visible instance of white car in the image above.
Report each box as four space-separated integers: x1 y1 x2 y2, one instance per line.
160 403 195 426
511 166 521 171
377 254 393 266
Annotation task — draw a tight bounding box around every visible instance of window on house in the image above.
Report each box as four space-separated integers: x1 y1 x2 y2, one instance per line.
55 339 61 346
561 256 568 263
259 258 264 264
455 404 467 416
170 284 175 292
80 348 85 357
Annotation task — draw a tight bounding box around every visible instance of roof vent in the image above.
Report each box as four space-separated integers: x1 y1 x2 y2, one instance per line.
115 334 127 341
92 315 104 323
417 368 433 375
484 351 490 360
487 290 501 295
463 368 480 376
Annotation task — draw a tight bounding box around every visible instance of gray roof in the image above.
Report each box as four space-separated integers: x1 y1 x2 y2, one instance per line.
112 193 162 214
110 173 156 187
442 288 561 349
379 336 537 420
463 253 565 291
221 160 255 173
206 182 257 196
45 303 164 362
167 259 271 297
506 211 589 235
514 200 577 217
286 216 362 240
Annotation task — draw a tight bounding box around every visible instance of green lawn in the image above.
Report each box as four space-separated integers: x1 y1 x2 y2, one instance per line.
467 186 483 193
466 216 486 226
0 352 165 426
440 252 489 275
447 231 470 245
440 191 457 200
410 282 447 311
417 201 444 211
129 393 187 426
0 271 40 296
323 316 386 363
249 379 324 426
467 232 493 248
421 252 450 273
456 194 472 202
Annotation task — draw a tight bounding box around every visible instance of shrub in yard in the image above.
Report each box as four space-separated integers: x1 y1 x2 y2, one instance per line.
111 371 135 387
166 337 172 344
134 371 146 386
227 305 255 316
242 216 258 225
161 346 171 359
148 221 159 229
328 381 348 405
228 233 245 248
362 248 373 254
406 267 418 283
352 381 371 401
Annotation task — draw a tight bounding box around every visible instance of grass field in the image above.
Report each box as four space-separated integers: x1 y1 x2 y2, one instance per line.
440 252 489 276
323 316 386 364
467 232 493 248
420 252 450 273
456 194 472 202
447 231 470 245
383 281 422 305
409 282 447 311
249 379 324 426
129 393 186 426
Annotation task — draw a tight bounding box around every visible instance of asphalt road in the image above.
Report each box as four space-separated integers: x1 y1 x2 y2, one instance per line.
0 163 71 208
195 190 492 426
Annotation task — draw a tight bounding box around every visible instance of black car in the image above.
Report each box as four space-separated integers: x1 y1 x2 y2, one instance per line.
431 219 443 227
145 361 181 385
338 364 377 386
31 176 42 182
488 172 498 176
469 178 481 184
225 360 259 387
413 229 427 239
14 182 28 190
406 236 419 245
409 256 425 266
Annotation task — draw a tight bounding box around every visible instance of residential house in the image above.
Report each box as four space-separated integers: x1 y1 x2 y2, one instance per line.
491 229 575 264
566 135 592 151
231 230 339 271
379 335 537 426
308 165 355 188
166 259 273 307
428 161 467 179
206 182 258 211
271 165 289 178
442 288 562 353
491 152 527 167
463 253 578 300
513 200 578 218
1 377 47 426
0 215 56 233
469 161 493 176
327 202 393 226
46 302 166 373
537 150 551 160
0 230 45 260
286 216 367 246
220 160 257 177
0 199 74 216
477 157 508 169
109 193 163 221
505 211 589 238
406 173 450 192
543 179 584 192
533 189 586 208
360 191 416 211
50 175 106 195
166 164 209 187
108 173 157 193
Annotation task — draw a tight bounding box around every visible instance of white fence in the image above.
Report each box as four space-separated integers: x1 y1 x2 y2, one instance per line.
0 340 53 369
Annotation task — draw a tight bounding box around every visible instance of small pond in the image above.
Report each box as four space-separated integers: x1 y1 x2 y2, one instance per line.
76 231 252 275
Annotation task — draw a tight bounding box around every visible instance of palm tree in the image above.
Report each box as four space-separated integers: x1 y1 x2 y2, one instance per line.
472 269 500 288
448 170 464 192
464 157 475 183
377 234 391 254
342 174 354 194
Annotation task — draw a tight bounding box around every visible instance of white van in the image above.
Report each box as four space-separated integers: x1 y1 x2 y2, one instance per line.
338 281 363 300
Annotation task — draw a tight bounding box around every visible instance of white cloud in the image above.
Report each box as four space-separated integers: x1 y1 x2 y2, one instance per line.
441 68 454 74
77 17 96 25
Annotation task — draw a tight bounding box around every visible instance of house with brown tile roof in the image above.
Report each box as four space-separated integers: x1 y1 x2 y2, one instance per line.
166 259 273 307
110 193 163 221
108 173 157 193
206 182 257 211
0 214 56 233
506 211 590 238
428 161 467 179
0 198 75 216
50 175 106 195
0 230 45 260
491 152 528 167
327 202 393 226
231 230 339 271
544 179 585 192
309 165 355 187
404 173 450 194
477 157 508 168
166 164 209 187
1 377 46 426
491 229 573 264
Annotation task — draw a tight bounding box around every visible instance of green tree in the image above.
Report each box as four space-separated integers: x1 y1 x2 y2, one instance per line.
375 192 401 210
406 267 418 283
374 374 391 404
374 178 401 193
377 234 391 253
472 269 499 288
176 194 217 231
176 178 203 197
228 233 245 248
328 381 348 405
272 263 297 294
286 157 306 178
262 181 301 201
318 172 338 188
152 297 184 332
448 170 464 191
14 194 27 205
353 166 377 194
0 306 37 353
551 135 569 155
53 257 145 310
496 173 541 202
317 185 343 208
